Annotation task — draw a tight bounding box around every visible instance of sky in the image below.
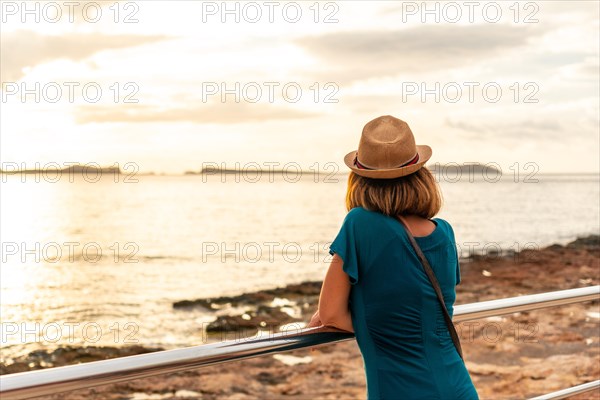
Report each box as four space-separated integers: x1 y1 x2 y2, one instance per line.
1 0 599 174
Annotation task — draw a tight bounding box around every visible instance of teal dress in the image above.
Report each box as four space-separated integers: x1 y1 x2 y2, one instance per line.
329 207 479 400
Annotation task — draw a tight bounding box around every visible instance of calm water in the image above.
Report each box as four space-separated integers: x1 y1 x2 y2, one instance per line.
1 172 599 359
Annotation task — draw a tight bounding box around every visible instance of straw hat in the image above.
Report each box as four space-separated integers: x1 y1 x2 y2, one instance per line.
344 115 432 179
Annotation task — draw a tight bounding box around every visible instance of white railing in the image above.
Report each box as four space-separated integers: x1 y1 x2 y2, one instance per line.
1 285 598 400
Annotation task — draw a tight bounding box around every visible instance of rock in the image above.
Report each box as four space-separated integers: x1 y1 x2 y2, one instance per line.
173 281 322 310
205 315 259 333
174 389 203 398
205 305 300 333
173 299 215 310
566 235 600 250
254 371 288 385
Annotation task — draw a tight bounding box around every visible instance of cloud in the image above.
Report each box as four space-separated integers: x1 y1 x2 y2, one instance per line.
561 57 600 81
295 24 550 83
1 30 169 82
444 117 565 141
74 102 319 124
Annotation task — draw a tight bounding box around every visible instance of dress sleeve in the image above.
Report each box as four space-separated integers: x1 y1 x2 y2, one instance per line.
328 212 360 285
446 220 461 286
440 218 461 286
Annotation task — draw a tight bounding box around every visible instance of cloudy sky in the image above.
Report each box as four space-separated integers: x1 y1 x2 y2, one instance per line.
1 1 598 173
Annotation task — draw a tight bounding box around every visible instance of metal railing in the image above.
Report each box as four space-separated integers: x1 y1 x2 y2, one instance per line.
529 380 600 400
1 285 599 400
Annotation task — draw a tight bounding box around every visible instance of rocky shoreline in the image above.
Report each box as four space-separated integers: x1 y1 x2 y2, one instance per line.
173 281 321 334
1 235 598 399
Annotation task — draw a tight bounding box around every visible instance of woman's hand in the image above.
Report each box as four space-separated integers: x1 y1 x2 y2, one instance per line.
307 310 322 328
307 310 322 353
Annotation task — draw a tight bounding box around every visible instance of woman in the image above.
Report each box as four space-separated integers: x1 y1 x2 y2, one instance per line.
307 115 479 399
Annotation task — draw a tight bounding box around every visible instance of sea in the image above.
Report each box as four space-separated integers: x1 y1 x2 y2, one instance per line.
1 171 599 360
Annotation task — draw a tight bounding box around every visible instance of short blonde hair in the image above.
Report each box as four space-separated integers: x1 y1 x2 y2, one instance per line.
345 168 443 219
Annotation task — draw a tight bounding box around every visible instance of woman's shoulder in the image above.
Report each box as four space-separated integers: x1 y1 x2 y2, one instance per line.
334 208 398 259
432 217 457 240
345 207 389 224
339 208 392 236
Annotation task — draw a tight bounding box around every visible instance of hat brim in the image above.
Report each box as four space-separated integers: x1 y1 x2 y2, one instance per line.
343 145 432 179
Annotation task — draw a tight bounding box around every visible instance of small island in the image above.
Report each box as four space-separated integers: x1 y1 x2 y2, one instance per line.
0 164 121 175
427 162 502 175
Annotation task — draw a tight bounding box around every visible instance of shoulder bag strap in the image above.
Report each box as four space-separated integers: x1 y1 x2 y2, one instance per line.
397 216 464 361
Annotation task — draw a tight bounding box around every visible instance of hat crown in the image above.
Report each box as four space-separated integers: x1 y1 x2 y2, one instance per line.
357 115 417 169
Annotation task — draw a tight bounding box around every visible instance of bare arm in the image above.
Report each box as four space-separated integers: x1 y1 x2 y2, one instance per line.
307 254 354 332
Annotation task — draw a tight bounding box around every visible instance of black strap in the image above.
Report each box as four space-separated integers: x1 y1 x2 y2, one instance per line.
397 217 464 361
